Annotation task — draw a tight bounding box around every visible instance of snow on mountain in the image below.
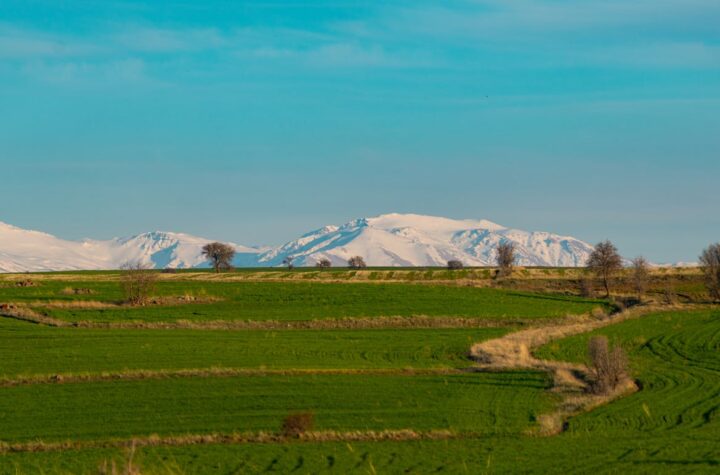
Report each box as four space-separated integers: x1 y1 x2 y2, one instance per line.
259 213 595 268
0 221 260 272
1 213 600 272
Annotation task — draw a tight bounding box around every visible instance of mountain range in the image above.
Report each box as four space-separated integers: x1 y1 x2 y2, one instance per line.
0 213 597 272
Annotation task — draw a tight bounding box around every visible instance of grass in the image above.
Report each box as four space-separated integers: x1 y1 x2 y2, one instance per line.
1 272 717 473
1 281 607 323
0 319 508 377
535 309 720 438
0 372 551 442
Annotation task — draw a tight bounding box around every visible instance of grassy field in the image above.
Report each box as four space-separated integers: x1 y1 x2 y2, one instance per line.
536 309 720 437
0 319 507 376
0 372 551 442
1 280 606 323
0 271 717 473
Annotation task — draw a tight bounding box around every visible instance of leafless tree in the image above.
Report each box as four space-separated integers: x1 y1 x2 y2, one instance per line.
586 240 623 297
631 256 650 301
315 258 332 269
283 255 295 270
347 256 367 269
699 243 720 301
202 242 236 273
588 336 628 395
447 260 464 270
119 261 158 306
496 241 516 277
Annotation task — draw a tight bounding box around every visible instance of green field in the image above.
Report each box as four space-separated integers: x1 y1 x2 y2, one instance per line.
0 273 718 473
0 372 551 442
537 309 720 437
0 319 507 376
2 281 606 323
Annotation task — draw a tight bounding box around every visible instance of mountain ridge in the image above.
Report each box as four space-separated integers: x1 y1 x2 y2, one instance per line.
0 213 604 272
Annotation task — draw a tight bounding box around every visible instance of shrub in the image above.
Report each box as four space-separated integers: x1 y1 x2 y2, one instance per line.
348 256 367 269
315 258 332 269
588 336 627 395
447 260 464 270
631 256 650 300
281 412 315 437
496 241 516 277
119 262 158 306
699 243 720 301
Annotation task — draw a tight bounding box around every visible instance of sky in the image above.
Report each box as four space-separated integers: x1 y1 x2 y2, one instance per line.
0 0 718 263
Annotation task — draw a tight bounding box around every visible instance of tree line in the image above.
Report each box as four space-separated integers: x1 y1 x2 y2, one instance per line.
119 239 720 305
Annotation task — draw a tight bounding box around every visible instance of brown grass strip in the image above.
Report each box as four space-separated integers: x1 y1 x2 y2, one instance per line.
68 316 528 330
0 429 459 454
0 367 466 388
0 306 72 327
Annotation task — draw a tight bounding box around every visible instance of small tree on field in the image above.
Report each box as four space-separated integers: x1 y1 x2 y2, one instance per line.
348 256 366 269
120 261 157 306
315 258 332 269
202 242 236 273
586 240 623 297
496 241 516 278
283 255 295 270
631 256 650 301
447 260 464 270
699 243 720 301
588 336 627 395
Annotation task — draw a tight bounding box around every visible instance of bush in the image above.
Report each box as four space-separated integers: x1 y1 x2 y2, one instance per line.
119 262 158 306
447 260 464 270
588 336 627 395
281 412 315 437
348 256 367 269
699 243 720 301
315 258 332 269
496 241 516 277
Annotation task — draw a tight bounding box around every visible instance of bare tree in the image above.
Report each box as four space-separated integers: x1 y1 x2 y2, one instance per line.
699 243 720 301
119 261 158 306
631 256 650 301
315 258 332 269
588 336 627 395
282 255 295 270
347 256 367 269
496 241 516 277
586 240 623 297
447 260 464 270
202 242 236 273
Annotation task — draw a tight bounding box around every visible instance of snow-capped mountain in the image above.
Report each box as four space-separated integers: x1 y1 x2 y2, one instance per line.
0 213 597 272
258 213 594 268
0 221 260 273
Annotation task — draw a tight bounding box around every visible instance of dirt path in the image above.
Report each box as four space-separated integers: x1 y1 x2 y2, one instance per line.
468 305 673 434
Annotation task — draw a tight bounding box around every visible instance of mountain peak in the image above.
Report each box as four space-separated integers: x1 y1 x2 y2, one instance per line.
1 214 598 272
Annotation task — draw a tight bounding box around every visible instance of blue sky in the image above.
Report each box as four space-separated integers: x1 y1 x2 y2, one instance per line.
1 0 718 262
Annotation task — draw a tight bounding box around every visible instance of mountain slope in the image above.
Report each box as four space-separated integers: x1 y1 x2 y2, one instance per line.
0 222 260 273
259 213 594 268
0 213 596 272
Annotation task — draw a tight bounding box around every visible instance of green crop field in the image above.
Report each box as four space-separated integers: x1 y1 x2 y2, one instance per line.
0 272 718 474
0 372 551 442
0 280 605 323
0 319 507 376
